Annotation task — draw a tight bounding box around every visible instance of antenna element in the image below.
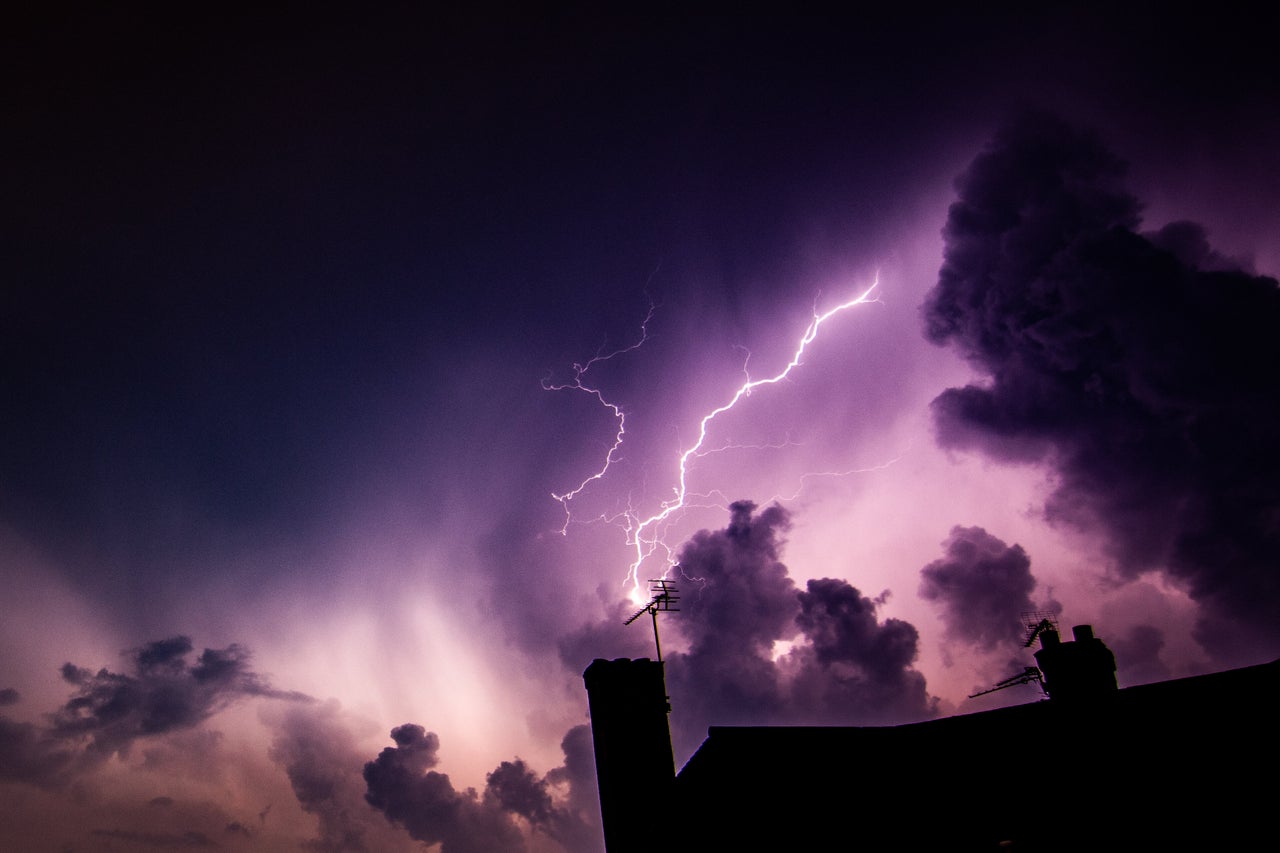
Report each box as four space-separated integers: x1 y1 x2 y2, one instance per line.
967 666 1046 699
1021 611 1060 647
623 579 680 661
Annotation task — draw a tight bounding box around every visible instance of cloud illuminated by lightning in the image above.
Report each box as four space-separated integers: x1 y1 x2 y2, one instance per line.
550 277 881 601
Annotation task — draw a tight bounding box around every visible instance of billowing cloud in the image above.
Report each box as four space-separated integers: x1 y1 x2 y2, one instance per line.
363 724 526 853
51 636 311 761
655 501 936 758
663 501 798 749
363 722 602 853
923 111 1280 662
485 723 601 851
485 759 579 848
3 635 597 851
1 636 309 793
2 635 422 847
785 577 935 726
485 759 554 827
918 526 1044 651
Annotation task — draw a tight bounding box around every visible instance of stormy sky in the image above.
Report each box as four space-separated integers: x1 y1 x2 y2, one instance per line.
3 6 1277 850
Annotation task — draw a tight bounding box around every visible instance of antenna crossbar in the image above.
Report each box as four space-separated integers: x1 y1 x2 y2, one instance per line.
1020 610 1060 647
622 579 680 660
967 666 1045 699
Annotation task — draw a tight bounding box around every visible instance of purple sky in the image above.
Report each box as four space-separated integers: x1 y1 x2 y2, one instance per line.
4 6 1278 850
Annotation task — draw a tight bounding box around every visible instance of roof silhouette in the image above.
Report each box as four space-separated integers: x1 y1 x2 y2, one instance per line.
585 633 1278 851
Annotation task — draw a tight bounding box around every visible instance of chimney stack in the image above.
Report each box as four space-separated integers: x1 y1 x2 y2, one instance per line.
583 658 675 853
1034 624 1118 702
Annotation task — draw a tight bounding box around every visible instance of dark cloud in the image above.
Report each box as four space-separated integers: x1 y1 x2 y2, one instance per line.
0 637 313 795
485 759 554 826
663 501 797 755
363 724 525 853
923 111 1280 663
60 662 91 686
136 636 195 672
0 688 18 706
363 722 602 853
659 502 936 758
677 502 801 654
919 526 1042 651
47 637 311 762
786 578 937 726
485 724 602 852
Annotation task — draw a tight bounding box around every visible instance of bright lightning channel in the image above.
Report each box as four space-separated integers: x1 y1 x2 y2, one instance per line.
550 277 881 603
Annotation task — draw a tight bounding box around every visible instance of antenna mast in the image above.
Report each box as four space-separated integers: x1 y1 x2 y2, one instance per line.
623 579 679 661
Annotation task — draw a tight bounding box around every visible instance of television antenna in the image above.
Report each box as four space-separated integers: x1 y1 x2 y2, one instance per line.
1021 611 1060 647
623 579 679 661
967 666 1046 699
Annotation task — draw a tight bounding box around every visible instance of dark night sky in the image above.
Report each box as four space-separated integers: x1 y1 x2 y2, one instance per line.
3 6 1277 850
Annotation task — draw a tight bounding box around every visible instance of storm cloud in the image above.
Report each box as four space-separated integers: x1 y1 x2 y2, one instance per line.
661 501 936 758
663 500 799 745
785 577 935 725
363 724 523 853
0 636 310 793
919 525 1045 651
363 722 602 853
51 636 311 761
485 727 601 853
923 111 1280 662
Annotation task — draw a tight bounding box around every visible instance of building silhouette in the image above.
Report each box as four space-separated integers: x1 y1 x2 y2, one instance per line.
584 627 1277 851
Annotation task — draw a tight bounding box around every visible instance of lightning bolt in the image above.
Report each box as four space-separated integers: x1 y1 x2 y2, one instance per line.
550 276 882 601
542 301 655 534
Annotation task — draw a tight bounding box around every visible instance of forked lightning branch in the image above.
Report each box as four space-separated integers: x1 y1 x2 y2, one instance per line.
547 278 881 600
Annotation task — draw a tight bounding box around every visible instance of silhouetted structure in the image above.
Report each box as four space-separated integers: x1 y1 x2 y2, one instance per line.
967 664 1043 698
1032 623 1117 702
582 658 674 853
967 622 1117 701
585 639 1278 851
623 579 679 661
